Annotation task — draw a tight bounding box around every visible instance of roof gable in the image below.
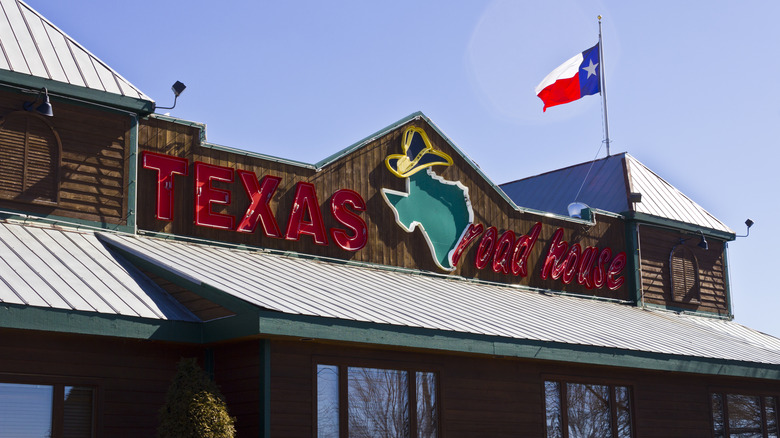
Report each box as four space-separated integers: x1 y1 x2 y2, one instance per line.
0 0 153 112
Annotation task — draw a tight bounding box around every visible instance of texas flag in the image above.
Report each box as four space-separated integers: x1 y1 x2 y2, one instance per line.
535 44 600 112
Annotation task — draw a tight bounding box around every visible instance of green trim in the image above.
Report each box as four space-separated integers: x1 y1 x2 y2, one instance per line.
0 70 154 115
629 212 736 241
0 303 201 342
0 208 134 233
259 339 271 438
625 220 642 303
723 242 734 317
201 141 315 169
127 115 138 233
641 301 731 319
253 310 780 380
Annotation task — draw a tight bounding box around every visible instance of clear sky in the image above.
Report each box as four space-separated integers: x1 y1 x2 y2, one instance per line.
29 0 780 337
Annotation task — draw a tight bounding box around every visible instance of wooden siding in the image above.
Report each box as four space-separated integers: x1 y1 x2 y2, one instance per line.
137 117 630 300
0 89 131 224
266 339 780 438
638 225 729 315
0 328 199 437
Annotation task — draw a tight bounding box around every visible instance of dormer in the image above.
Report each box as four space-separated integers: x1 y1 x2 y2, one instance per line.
500 152 735 317
0 0 154 231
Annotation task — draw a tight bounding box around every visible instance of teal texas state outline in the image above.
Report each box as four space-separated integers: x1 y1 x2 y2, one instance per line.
381 168 473 271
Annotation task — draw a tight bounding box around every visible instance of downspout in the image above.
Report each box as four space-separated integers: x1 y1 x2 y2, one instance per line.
127 114 139 234
626 221 644 307
723 242 734 319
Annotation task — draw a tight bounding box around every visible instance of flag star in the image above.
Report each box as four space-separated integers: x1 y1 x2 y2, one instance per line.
582 60 599 78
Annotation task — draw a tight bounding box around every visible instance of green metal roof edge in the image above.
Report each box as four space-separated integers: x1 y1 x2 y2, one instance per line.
0 208 134 233
630 211 736 241
254 310 780 380
0 303 201 342
148 113 207 142
0 70 154 115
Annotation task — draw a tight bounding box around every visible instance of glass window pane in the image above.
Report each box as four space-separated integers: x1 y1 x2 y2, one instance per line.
544 381 563 438
0 383 53 438
567 383 611 438
415 371 437 438
348 367 409 438
63 386 93 438
727 394 762 438
317 365 340 438
712 393 725 438
766 396 778 438
615 386 632 438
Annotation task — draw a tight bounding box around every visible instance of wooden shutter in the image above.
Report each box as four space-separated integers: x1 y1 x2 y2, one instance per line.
670 245 700 303
0 111 60 204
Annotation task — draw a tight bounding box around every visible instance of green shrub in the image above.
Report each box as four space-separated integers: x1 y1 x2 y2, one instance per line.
158 358 236 438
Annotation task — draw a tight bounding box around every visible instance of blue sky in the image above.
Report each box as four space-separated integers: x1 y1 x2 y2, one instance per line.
29 0 780 337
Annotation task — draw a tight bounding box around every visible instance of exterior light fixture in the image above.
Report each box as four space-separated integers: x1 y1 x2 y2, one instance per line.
697 233 708 251
156 81 187 110
567 202 589 219
23 87 53 117
737 218 754 238
629 192 642 203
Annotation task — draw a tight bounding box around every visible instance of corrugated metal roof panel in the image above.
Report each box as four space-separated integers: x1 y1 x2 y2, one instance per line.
100 233 780 366
499 154 628 217
0 0 152 102
0 222 197 321
625 155 732 233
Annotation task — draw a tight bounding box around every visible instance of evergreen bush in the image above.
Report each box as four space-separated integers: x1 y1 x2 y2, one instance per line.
158 358 236 438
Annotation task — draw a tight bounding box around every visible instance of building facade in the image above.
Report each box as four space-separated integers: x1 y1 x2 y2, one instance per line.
0 1 778 437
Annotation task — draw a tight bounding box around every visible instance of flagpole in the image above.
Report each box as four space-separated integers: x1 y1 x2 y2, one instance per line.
598 15 611 156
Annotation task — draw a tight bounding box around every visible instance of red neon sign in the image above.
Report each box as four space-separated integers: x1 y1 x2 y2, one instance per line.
141 151 368 252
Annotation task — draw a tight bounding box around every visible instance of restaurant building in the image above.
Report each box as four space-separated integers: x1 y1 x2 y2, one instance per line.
1 1 779 436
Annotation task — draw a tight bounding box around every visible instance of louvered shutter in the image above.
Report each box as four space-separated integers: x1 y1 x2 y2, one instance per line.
670 245 700 303
0 112 60 203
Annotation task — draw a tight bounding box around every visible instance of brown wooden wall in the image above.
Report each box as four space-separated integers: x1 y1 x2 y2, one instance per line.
137 117 630 300
0 328 199 437
0 89 131 224
638 225 729 315
266 339 780 438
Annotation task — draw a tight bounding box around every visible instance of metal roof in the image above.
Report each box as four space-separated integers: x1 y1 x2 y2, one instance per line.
0 221 196 321
0 0 152 102
500 154 628 217
625 154 732 233
499 152 733 234
99 232 780 367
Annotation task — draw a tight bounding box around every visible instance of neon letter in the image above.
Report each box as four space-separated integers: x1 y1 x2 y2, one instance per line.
607 251 627 290
330 189 367 251
236 170 282 237
492 230 515 274
142 151 188 221
475 226 497 270
510 222 541 277
194 162 235 230
284 182 328 245
540 228 568 280
451 223 484 267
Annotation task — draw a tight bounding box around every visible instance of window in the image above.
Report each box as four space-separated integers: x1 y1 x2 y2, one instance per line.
0 383 94 438
316 364 438 438
711 392 779 438
544 380 633 438
0 111 61 204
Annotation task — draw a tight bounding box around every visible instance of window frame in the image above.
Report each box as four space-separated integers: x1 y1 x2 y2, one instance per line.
710 388 779 438
0 374 99 438
542 375 635 438
312 356 441 438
